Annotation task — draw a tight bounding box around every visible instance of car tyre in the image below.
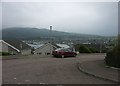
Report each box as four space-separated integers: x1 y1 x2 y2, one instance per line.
73 54 76 57
61 55 64 58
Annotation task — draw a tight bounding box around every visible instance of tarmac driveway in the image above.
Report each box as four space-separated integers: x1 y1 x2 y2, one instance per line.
2 54 115 84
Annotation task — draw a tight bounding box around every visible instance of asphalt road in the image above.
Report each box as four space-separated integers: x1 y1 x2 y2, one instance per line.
2 54 115 84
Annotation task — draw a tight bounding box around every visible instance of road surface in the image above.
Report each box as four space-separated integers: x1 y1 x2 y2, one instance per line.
2 54 115 84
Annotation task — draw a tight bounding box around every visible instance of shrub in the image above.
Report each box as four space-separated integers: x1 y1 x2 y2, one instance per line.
79 45 92 53
1 52 11 56
89 47 97 53
79 45 99 53
105 36 120 68
105 46 119 68
0 52 2 56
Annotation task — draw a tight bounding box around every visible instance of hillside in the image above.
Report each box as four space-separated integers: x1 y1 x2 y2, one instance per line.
2 27 102 40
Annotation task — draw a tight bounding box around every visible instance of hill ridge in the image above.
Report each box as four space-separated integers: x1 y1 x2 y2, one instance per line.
2 27 103 40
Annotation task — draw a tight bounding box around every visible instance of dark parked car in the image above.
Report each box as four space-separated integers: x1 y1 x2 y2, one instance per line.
52 48 77 58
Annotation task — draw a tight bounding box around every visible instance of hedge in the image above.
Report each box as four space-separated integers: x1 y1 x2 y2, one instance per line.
79 45 92 53
0 52 12 56
105 36 120 68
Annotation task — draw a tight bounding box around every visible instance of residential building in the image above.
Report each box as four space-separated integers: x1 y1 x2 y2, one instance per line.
0 40 31 55
34 42 60 55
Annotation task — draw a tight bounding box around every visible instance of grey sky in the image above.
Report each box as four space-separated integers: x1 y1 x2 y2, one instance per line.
2 2 118 36
0 2 2 39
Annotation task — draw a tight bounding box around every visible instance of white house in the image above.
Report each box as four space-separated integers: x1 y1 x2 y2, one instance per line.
0 40 20 54
34 42 72 55
0 40 31 55
34 42 61 55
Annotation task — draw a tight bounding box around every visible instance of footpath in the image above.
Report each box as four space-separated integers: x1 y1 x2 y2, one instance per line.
77 60 120 84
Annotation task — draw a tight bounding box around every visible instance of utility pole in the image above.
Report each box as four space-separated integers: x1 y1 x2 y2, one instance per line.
100 40 102 53
50 26 52 54
20 43 22 54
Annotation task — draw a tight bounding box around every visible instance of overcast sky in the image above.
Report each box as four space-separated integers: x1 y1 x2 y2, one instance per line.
2 2 118 36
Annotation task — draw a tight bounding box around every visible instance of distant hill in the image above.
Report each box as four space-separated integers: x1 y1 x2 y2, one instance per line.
2 27 103 40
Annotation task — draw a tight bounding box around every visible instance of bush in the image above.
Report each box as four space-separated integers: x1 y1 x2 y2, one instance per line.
79 45 99 53
105 47 119 68
0 52 2 56
1 52 12 56
79 45 92 53
105 36 120 68
89 47 98 53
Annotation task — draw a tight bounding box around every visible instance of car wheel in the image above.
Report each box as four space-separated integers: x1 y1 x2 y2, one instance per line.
61 55 64 58
73 54 76 57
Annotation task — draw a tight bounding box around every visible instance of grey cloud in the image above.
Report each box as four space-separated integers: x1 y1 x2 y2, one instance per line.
2 2 118 36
